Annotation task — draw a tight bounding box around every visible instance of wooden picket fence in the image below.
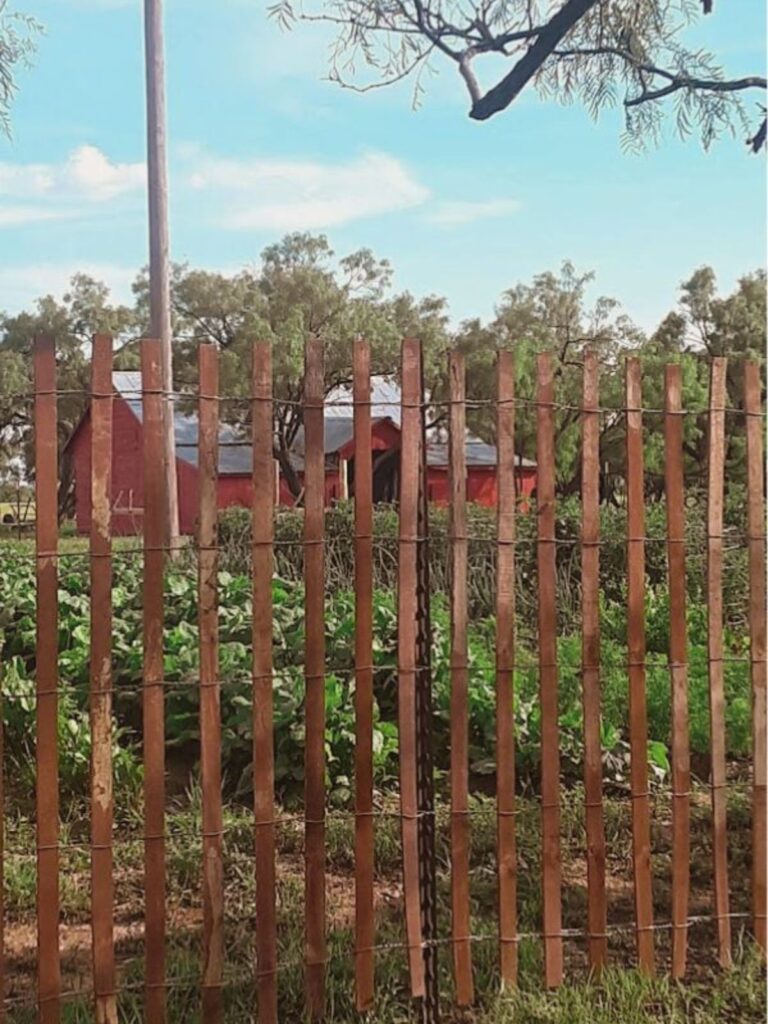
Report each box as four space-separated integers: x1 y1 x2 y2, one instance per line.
0 334 765 1023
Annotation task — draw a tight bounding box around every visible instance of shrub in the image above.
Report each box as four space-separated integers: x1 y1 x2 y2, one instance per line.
0 539 752 810
217 493 750 637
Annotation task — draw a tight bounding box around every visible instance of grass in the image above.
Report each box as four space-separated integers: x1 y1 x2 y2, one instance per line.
1 786 763 1022
6 944 764 1023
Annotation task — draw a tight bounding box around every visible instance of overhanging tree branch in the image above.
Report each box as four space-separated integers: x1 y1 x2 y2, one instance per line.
469 0 600 120
271 0 766 150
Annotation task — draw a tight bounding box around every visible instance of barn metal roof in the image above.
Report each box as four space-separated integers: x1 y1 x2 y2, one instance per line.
111 371 535 474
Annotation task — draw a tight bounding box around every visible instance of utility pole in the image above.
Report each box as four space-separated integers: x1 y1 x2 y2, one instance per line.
144 0 180 551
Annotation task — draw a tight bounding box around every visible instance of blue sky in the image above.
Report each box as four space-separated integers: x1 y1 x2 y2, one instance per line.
0 0 764 332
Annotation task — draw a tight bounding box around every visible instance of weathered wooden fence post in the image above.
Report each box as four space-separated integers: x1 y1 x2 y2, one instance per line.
415 340 440 1024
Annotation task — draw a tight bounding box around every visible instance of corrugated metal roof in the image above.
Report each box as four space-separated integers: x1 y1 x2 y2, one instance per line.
325 375 403 424
114 371 253 474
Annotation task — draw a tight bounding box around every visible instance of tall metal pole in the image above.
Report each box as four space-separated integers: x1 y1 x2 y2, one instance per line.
144 0 180 550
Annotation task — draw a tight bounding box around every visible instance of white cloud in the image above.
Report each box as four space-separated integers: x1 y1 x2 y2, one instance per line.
63 145 144 200
0 145 144 204
0 263 137 314
426 198 521 227
0 206 75 227
188 150 430 230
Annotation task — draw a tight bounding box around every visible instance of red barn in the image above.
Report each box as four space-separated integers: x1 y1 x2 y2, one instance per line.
67 372 536 535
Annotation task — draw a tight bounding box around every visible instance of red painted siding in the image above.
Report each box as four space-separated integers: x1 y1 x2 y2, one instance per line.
425 465 536 508
70 396 536 531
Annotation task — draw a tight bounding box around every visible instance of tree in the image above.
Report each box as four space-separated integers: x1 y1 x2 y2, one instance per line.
129 232 453 496
0 275 140 514
452 260 645 496
0 1 40 135
642 266 766 490
270 0 767 151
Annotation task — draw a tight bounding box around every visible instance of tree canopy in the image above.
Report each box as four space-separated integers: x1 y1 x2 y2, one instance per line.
270 0 767 151
0 1 39 135
0 234 763 507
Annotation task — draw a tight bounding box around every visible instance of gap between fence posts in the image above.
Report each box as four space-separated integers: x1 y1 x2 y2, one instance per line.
581 349 607 972
90 334 117 1024
706 357 732 968
252 342 278 1024
304 334 327 1019
536 353 563 988
625 357 655 975
664 363 691 979
199 344 223 1024
448 351 474 1006
34 333 61 1024
496 351 518 989
353 339 375 1012
142 338 167 1024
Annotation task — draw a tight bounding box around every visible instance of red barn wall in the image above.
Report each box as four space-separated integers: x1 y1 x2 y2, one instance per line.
425 466 536 508
71 398 536 529
71 397 198 536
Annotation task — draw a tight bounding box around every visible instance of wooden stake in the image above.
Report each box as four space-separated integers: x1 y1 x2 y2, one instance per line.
90 335 117 1024
744 361 767 951
398 338 427 999
34 334 61 1024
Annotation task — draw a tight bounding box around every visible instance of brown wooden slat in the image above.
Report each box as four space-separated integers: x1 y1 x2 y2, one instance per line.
141 338 167 1023
496 351 518 988
198 345 223 1023
0 685 3 1024
448 351 474 1005
625 357 655 974
664 363 690 979
353 339 375 1012
34 334 61 1024
398 338 427 999
90 334 117 1024
744 361 767 951
536 353 563 988
304 335 327 1018
706 357 731 968
581 349 607 971
252 343 278 1024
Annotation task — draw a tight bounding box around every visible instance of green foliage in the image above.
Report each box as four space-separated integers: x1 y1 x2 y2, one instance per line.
0 516 752 809
0 1 40 136
1 249 764 508
270 0 767 152
218 493 750 637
